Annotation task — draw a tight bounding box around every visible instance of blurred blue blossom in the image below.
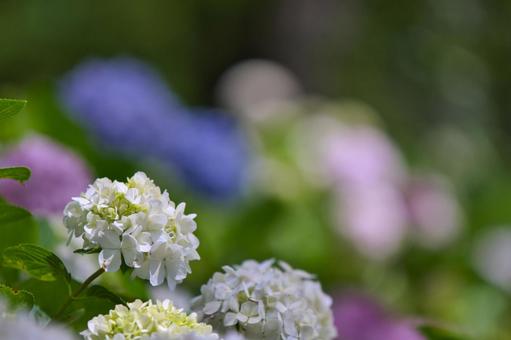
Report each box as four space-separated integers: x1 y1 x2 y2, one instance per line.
59 57 184 155
59 57 249 200
158 110 249 199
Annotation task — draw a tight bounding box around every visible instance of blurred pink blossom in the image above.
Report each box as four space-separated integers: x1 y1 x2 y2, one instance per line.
0 135 91 217
333 293 424 340
323 124 408 259
335 185 408 259
405 174 462 248
321 125 406 190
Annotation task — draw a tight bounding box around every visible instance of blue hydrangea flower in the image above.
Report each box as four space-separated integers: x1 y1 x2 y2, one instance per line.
158 110 249 199
59 57 184 155
59 57 249 200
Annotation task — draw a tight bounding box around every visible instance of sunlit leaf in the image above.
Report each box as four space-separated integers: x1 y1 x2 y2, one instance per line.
0 283 34 309
0 99 26 121
2 244 71 283
0 167 31 183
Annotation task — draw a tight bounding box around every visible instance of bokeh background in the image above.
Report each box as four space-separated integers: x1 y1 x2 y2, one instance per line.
1 1 511 338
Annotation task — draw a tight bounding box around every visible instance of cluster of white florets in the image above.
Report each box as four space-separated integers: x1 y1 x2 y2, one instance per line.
63 171 200 289
192 260 337 340
82 299 219 340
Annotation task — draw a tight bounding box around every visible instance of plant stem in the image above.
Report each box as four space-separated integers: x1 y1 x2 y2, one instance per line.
54 267 105 320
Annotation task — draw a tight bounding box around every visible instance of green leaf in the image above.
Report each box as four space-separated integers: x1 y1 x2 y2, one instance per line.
67 296 116 331
0 167 31 183
18 278 76 316
419 324 472 340
120 262 133 274
0 203 32 224
86 285 125 305
0 283 34 309
0 204 38 253
73 247 101 255
2 244 71 283
101 271 149 300
0 99 26 121
60 307 85 325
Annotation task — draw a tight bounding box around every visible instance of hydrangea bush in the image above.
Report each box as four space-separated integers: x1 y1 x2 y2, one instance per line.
0 98 452 339
0 97 333 338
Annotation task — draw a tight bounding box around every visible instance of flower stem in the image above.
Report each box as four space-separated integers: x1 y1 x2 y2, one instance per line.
53 267 105 320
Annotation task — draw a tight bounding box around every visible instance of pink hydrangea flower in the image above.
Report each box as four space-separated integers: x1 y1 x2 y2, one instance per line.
334 184 408 259
0 135 91 216
322 124 408 259
322 125 406 190
405 174 462 249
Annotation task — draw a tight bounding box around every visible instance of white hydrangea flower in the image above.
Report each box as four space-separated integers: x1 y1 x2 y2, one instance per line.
0 301 74 340
63 171 200 289
82 299 219 340
192 260 337 340
223 332 246 340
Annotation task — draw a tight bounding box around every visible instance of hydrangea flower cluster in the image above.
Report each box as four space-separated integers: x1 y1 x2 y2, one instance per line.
63 171 200 289
82 299 219 340
59 57 183 156
192 259 337 340
0 135 91 217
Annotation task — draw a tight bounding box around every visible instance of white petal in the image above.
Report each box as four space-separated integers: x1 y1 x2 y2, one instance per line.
149 260 166 286
203 301 222 315
99 249 121 272
121 234 140 266
98 230 121 249
224 312 238 326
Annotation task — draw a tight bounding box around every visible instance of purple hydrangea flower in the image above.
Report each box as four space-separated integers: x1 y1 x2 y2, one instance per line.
333 294 424 340
0 135 91 217
59 57 249 199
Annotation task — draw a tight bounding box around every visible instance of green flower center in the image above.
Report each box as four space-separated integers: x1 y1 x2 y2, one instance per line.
99 302 211 339
91 192 146 223
164 219 177 239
